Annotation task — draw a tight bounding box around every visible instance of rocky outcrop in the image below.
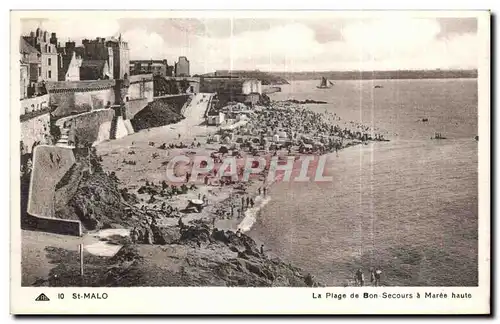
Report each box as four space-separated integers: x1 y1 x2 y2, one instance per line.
95 226 321 287
51 155 320 287
131 99 185 131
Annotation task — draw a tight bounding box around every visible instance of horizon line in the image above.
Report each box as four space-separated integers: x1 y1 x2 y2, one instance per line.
194 68 478 74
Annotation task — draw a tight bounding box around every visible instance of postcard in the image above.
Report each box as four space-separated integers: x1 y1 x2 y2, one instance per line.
10 10 490 315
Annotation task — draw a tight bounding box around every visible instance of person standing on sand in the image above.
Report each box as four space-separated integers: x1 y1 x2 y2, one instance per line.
250 198 255 208
246 197 250 208
374 268 382 286
355 269 364 287
130 227 138 243
260 244 264 254
263 187 267 196
258 187 261 195
241 197 245 209
178 216 185 229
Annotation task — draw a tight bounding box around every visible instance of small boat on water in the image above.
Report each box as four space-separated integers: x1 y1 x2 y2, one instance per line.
475 135 479 141
422 118 429 122
374 85 383 89
317 77 333 89
431 132 447 140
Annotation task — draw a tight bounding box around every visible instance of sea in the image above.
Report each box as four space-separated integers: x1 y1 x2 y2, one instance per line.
250 79 478 287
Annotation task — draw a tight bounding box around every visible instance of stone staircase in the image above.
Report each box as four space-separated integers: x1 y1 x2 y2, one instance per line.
109 116 118 140
56 128 73 148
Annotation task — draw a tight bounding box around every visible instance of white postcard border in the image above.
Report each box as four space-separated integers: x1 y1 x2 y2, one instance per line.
9 9 491 315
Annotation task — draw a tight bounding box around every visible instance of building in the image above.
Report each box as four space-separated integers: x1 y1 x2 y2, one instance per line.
167 65 174 77
200 77 262 95
58 43 83 81
81 38 114 80
20 62 29 99
106 35 130 80
20 37 42 98
20 37 41 84
80 60 112 80
174 56 190 77
79 35 130 80
200 77 262 106
23 28 58 82
130 60 171 77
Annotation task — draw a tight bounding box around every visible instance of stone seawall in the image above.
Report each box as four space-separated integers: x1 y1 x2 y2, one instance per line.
55 109 115 147
128 74 154 103
124 98 149 119
23 214 82 236
46 80 116 118
28 145 76 218
20 94 50 116
20 112 52 155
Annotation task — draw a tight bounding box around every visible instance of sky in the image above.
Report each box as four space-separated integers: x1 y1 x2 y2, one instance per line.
21 16 478 75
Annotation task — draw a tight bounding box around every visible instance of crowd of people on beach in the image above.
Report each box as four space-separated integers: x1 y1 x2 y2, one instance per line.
128 99 390 229
135 180 201 217
228 103 387 156
121 97 393 284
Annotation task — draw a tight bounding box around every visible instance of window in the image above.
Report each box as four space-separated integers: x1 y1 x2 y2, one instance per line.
48 71 52 79
48 58 51 66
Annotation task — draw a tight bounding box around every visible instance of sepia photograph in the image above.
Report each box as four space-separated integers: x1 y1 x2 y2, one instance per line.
10 9 490 315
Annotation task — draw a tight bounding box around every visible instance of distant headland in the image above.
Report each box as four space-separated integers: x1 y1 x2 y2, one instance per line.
273 69 478 81
198 69 477 85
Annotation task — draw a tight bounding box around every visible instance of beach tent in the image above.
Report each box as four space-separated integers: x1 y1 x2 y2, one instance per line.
186 199 204 213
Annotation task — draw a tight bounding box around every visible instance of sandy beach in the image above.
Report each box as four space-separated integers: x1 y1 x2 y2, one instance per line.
93 92 387 259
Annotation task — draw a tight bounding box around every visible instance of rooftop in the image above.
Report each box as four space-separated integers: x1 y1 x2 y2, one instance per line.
19 37 40 55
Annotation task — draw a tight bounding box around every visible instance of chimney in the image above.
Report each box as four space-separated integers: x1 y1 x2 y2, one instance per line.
50 32 58 46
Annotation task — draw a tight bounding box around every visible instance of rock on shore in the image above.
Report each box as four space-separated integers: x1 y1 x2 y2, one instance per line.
102 227 319 287
131 100 185 131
